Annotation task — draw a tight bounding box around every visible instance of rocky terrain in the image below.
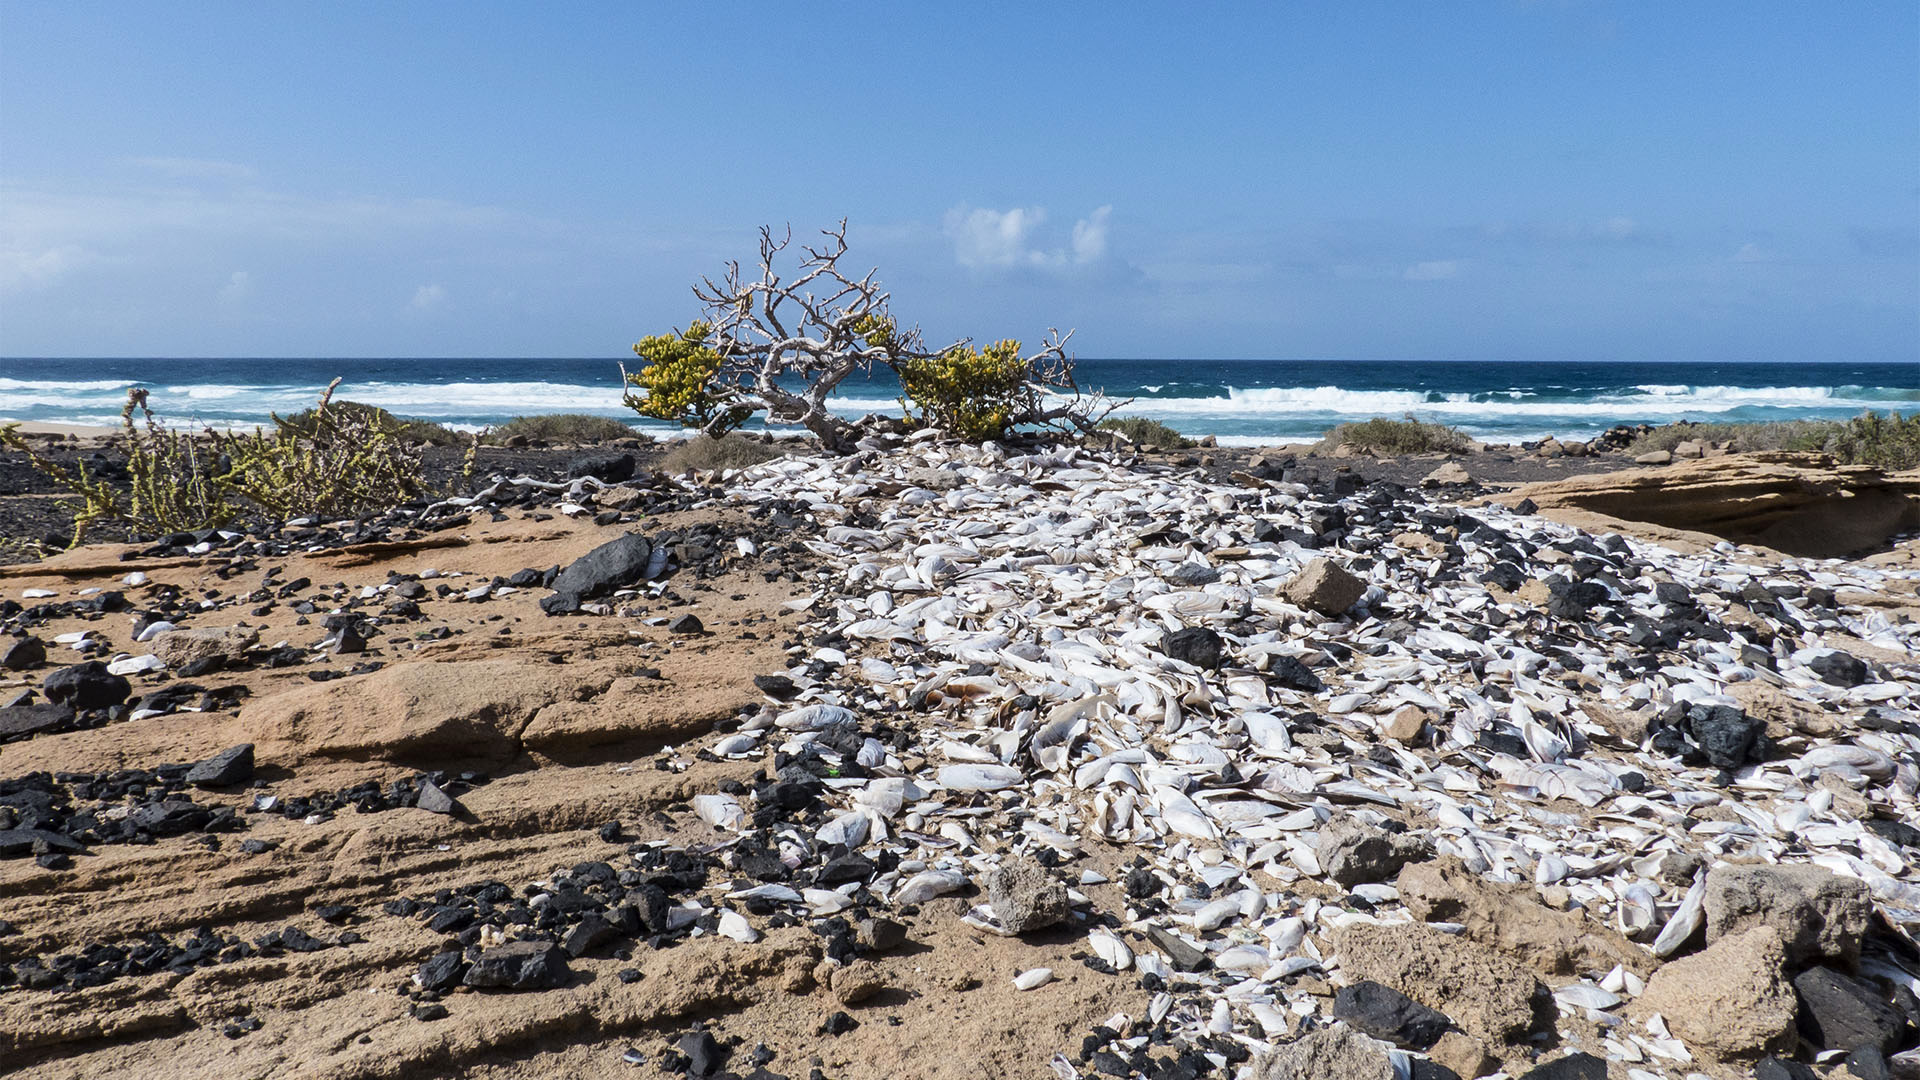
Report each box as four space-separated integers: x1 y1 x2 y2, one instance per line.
2 436 1918 1079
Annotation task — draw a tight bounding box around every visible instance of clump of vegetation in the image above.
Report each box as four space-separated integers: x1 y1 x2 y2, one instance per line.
1 380 432 546
1627 412 1920 469
896 339 1032 442
660 433 787 474
1 388 238 544
1315 416 1472 456
277 400 461 446
1817 411 1920 469
487 413 637 445
623 322 750 435
1095 416 1195 450
621 221 1121 452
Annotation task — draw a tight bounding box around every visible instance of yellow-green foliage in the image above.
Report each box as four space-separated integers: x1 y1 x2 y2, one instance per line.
217 385 426 519
1 389 237 545
1815 411 1920 469
896 339 1031 442
276 400 461 445
0 381 429 547
624 322 745 433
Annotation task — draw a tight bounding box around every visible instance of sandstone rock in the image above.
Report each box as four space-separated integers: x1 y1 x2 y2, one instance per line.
1396 857 1651 977
596 484 645 510
1703 863 1872 968
984 857 1070 934
1336 921 1549 1044
1248 1023 1396 1080
830 959 886 1005
1318 816 1433 887
1673 439 1706 459
151 626 258 671
237 658 621 768
1428 1031 1497 1079
1508 456 1920 558
1423 462 1471 487
1281 558 1367 615
1634 450 1673 465
1383 705 1428 743
1729 681 1842 738
1634 925 1796 1059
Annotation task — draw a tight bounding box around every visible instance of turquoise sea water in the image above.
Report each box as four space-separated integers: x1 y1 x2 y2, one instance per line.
2 357 1913 446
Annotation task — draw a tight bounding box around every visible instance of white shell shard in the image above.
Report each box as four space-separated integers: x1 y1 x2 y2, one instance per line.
1013 967 1054 990
693 794 747 832
817 810 870 848
937 764 1023 791
1652 874 1708 958
1089 929 1133 970
717 910 760 943
776 704 857 730
106 654 164 676
893 869 967 904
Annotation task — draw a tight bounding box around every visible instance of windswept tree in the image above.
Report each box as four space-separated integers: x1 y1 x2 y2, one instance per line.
622 220 1120 452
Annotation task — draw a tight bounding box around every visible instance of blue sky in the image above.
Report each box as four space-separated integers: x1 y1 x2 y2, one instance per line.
1 2 1915 361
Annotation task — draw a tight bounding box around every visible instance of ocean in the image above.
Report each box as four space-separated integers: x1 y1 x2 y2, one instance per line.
1 357 1914 447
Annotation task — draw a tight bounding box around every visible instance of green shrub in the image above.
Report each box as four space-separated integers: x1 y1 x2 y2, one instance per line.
1804 411 1920 469
661 433 787 474
1 381 431 544
277 400 461 445
488 413 637 445
1 388 236 544
896 339 1031 442
623 322 751 435
1315 416 1472 456
1624 413 1920 468
1095 416 1195 450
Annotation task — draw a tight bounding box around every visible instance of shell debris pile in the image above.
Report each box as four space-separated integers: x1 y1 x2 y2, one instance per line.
707 436 1920 1077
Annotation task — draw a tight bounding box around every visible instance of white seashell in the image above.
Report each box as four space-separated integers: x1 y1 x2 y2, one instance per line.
728 883 802 903
1652 874 1707 957
1798 745 1896 782
893 869 967 904
21 588 55 599
817 811 870 848
1214 944 1271 973
1013 967 1053 991
133 621 176 642
1554 983 1623 1010
1089 929 1132 970
1192 896 1242 932
775 704 856 730
693 794 747 831
711 733 760 757
717 910 760 943
937 764 1023 791
107 654 164 676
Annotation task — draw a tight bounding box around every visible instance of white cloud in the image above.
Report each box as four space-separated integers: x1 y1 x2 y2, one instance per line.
1404 259 1463 281
1730 242 1776 263
219 270 251 303
410 283 447 309
0 243 102 292
1072 206 1112 263
944 204 1113 271
127 156 258 182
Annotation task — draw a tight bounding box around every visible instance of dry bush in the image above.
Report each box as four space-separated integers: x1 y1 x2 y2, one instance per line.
661 434 787 474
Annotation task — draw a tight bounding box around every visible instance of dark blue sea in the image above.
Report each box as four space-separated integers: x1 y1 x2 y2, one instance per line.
2 357 1914 446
